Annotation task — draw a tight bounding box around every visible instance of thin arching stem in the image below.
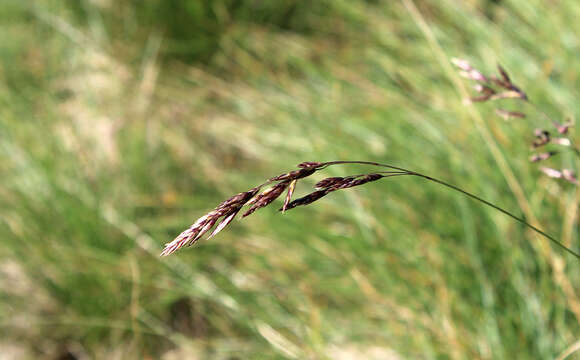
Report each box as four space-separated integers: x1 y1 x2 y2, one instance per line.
322 160 580 260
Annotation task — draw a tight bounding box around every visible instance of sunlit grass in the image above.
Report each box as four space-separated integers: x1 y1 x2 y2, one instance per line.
0 0 579 358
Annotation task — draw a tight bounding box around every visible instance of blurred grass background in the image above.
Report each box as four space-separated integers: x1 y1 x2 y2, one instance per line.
1 0 579 358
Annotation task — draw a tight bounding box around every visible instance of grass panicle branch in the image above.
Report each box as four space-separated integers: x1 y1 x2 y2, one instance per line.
452 58 579 185
161 161 580 260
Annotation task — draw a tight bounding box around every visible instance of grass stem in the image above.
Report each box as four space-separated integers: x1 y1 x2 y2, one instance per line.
325 160 580 260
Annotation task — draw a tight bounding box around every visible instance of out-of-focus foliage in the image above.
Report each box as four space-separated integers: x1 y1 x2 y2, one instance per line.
1 0 579 358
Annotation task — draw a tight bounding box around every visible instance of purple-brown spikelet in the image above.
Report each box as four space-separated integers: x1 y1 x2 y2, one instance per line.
492 65 513 91
493 65 527 100
339 173 384 188
474 84 496 95
532 129 551 148
562 169 579 185
243 181 290 217
554 120 572 135
553 137 571 147
162 163 330 255
282 173 385 211
460 70 488 82
208 208 241 239
495 109 526 121
315 174 385 191
452 59 527 102
298 161 324 168
217 187 262 211
530 152 557 162
538 167 578 185
451 58 488 82
162 161 412 255
453 56 578 186
161 187 260 256
282 189 331 210
269 167 318 182
161 159 580 260
541 167 563 179
315 177 347 189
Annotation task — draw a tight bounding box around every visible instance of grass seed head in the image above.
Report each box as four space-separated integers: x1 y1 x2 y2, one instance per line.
495 109 526 121
269 167 317 182
533 129 551 148
161 187 261 256
281 189 331 211
530 152 557 162
243 181 290 217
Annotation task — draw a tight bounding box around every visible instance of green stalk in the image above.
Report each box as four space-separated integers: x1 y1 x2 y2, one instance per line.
324 160 580 260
